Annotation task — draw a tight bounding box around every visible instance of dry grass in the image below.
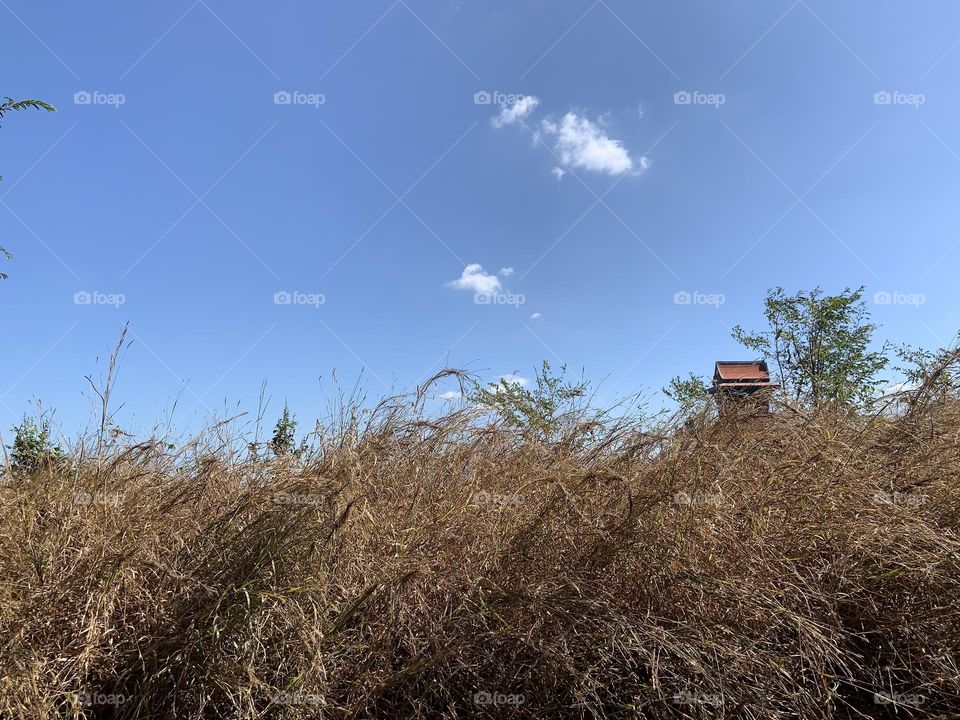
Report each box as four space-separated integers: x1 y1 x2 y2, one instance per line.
1 377 959 718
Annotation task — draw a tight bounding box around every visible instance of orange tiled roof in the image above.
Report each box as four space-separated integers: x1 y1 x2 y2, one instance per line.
714 361 770 382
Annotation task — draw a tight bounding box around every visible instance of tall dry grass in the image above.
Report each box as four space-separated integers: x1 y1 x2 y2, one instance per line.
0 373 958 718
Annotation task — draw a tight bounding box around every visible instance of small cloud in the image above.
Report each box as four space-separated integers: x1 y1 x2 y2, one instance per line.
541 112 640 176
637 103 645 119
447 263 502 296
551 166 566 181
438 390 462 401
529 312 542 320
499 267 514 277
492 95 540 128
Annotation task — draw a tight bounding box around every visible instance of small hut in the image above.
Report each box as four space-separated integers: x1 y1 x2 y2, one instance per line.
707 360 777 414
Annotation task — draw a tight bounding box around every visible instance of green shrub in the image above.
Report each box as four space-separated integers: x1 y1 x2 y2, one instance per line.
9 416 66 477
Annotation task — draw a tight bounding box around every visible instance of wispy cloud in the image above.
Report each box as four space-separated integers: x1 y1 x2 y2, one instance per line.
491 95 540 128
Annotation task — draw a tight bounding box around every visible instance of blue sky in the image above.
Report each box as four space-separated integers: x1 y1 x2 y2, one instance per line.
2 0 959 434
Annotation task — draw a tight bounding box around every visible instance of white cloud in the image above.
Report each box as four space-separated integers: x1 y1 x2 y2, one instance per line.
491 95 540 128
499 267 514 277
447 263 502 296
542 112 639 176
491 98 646 178
530 312 542 320
438 390 462 401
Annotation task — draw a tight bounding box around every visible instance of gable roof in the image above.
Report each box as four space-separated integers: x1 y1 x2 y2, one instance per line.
713 360 771 383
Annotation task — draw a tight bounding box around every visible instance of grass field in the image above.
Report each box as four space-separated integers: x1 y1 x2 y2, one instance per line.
1 374 958 718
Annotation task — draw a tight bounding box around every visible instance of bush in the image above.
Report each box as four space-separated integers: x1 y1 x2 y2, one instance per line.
7 416 65 478
469 361 587 438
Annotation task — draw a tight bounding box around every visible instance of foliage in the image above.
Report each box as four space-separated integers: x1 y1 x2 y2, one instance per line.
732 286 888 409
8 416 65 477
469 361 587 436
0 247 10 282
663 373 709 412
895 333 960 402
1 96 55 279
0 97 55 124
269 403 298 457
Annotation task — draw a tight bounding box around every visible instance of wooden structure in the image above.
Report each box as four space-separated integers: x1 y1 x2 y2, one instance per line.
707 360 777 414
